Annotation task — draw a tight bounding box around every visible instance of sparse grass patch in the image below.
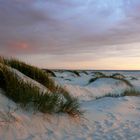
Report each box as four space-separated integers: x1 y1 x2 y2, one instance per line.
65 79 71 81
130 76 138 80
95 93 122 100
0 66 6 89
111 73 125 79
60 97 83 116
94 72 106 77
122 89 140 97
43 69 56 77
117 78 133 87
80 70 88 75
88 72 133 87
0 56 5 65
88 77 99 84
67 70 80 77
95 89 140 100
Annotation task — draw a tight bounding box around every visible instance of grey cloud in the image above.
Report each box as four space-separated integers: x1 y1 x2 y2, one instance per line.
0 0 140 57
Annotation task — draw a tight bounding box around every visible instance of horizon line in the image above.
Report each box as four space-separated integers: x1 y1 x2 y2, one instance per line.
42 68 140 71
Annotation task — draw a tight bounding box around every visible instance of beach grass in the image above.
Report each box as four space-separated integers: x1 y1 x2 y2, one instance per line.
0 59 82 116
88 72 133 87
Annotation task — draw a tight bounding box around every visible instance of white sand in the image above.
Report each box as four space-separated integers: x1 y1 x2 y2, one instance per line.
0 70 140 140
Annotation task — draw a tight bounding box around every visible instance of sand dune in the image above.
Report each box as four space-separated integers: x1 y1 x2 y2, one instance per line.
0 70 140 140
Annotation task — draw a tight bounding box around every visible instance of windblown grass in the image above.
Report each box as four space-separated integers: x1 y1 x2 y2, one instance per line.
0 64 59 112
67 70 80 77
130 76 138 80
88 72 133 87
2 58 56 91
95 89 140 100
0 62 82 116
89 77 99 84
81 71 88 75
43 69 56 77
0 56 5 64
1 57 76 101
60 98 82 116
112 73 125 79
122 89 140 97
94 72 106 77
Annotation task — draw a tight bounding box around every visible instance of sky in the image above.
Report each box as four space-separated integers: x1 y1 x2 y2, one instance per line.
0 0 140 70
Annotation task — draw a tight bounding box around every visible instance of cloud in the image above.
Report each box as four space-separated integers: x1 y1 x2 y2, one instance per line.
0 0 140 68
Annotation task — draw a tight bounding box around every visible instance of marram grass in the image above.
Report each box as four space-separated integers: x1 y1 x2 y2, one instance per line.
0 57 78 104
88 72 133 87
0 59 82 116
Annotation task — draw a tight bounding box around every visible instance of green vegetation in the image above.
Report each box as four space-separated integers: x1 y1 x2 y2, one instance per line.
0 57 75 100
122 89 140 97
0 56 5 64
88 72 133 87
0 57 82 116
130 76 138 80
43 69 56 77
95 89 140 100
67 70 80 77
112 73 125 79
65 79 71 81
94 72 106 77
2 58 56 91
89 77 99 84
81 71 88 75
60 98 82 116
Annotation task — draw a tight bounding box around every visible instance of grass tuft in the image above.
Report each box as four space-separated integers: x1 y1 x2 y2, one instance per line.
95 89 140 100
43 69 56 77
67 70 80 77
2 58 56 91
94 72 106 77
60 97 83 116
122 89 140 97
1 57 77 101
0 59 82 116
111 73 125 79
88 72 133 87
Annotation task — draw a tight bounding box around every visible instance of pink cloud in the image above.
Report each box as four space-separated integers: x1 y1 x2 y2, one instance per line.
6 41 34 55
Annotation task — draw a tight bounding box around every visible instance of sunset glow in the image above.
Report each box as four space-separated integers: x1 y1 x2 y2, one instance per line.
0 0 140 70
